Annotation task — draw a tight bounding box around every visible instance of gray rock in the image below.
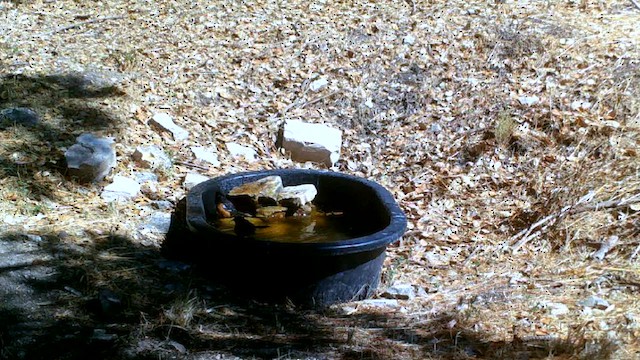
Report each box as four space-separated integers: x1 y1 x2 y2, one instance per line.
279 120 342 167
184 173 209 190
101 175 141 202
0 107 40 128
381 283 416 300
579 296 611 311
132 145 172 170
191 146 220 167
49 69 124 95
134 171 159 183
65 133 116 183
226 142 258 162
152 200 173 210
149 113 189 141
139 212 172 234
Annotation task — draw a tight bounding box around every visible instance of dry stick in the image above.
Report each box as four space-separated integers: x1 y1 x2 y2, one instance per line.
48 15 124 35
175 161 210 171
510 192 640 252
631 0 640 10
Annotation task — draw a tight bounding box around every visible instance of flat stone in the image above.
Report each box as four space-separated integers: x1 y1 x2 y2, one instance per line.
134 171 159 183
65 133 116 183
101 175 141 202
150 113 189 141
279 120 342 167
0 107 40 128
226 142 258 162
228 176 283 213
191 146 220 166
309 76 328 92
578 296 611 311
228 176 283 200
539 301 569 317
184 173 209 190
381 283 416 300
277 184 317 207
139 212 172 234
133 146 172 170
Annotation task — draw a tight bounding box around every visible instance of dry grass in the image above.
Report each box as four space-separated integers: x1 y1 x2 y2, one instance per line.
0 0 639 359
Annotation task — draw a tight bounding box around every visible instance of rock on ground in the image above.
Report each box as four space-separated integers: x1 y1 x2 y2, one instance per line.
101 175 141 202
65 133 116 183
279 120 342 167
150 113 189 141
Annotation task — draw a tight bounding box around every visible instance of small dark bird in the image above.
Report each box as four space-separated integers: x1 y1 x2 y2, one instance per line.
233 215 268 238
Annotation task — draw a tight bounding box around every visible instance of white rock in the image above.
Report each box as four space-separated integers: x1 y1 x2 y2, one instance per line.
518 95 539 106
184 173 209 190
226 142 258 162
101 175 141 202
132 145 172 169
65 133 116 183
403 34 416 45
279 120 342 167
277 184 317 207
191 146 220 166
149 113 189 141
309 77 328 92
571 100 592 111
539 301 569 316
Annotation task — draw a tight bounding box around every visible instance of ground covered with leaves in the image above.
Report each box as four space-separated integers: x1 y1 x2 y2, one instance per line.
1 0 639 359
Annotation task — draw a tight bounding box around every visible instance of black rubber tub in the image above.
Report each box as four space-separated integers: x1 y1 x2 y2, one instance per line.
185 169 406 307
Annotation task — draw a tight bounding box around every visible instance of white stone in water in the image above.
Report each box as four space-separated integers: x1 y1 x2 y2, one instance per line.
65 133 116 183
149 113 189 141
101 175 141 202
132 145 172 170
228 176 283 200
280 120 342 167
226 142 258 162
184 173 209 190
191 146 220 167
277 184 317 207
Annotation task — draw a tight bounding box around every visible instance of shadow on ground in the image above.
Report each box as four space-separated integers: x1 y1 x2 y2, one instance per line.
0 202 616 359
0 72 125 200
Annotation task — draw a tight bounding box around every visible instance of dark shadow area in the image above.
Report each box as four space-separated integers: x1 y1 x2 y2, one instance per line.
0 72 125 200
0 219 617 359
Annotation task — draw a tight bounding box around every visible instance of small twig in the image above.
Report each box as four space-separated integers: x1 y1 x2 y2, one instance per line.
510 191 639 252
175 161 210 171
47 15 124 35
631 0 640 11
570 193 640 213
299 90 342 109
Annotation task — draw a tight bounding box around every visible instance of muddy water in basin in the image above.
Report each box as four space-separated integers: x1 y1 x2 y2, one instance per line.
214 208 359 243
